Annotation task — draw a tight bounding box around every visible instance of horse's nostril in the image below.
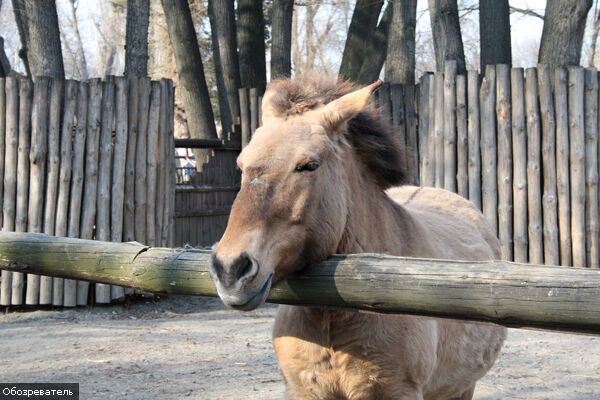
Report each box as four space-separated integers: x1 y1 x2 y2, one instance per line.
238 256 253 280
234 254 258 282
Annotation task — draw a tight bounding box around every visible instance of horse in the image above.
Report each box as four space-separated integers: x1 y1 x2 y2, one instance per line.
210 77 506 400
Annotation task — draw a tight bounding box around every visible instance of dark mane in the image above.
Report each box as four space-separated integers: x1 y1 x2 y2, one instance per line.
265 77 406 188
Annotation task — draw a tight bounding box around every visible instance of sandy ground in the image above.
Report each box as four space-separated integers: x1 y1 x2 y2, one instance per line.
1 296 599 400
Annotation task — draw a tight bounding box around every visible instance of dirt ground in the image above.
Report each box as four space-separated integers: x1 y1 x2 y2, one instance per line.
1 296 599 400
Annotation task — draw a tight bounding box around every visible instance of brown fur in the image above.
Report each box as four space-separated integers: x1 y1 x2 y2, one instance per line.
211 78 506 400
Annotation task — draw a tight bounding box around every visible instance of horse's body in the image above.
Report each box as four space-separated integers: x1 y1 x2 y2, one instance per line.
274 186 506 400
210 77 506 400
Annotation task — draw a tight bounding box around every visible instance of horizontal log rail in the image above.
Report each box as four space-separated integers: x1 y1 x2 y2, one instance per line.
0 232 599 335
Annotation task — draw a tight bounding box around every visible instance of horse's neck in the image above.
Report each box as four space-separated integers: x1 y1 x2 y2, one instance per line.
336 163 414 256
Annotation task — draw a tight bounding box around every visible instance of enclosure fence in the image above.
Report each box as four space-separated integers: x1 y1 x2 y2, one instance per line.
0 76 176 307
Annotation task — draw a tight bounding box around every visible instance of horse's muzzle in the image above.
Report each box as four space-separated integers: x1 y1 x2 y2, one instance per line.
209 253 272 310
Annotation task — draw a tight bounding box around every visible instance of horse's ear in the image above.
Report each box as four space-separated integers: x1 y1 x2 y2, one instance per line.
261 83 283 123
318 80 383 132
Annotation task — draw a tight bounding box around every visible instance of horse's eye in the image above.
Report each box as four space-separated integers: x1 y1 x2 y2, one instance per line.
295 161 320 172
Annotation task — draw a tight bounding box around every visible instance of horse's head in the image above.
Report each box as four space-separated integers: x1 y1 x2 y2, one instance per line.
210 79 403 310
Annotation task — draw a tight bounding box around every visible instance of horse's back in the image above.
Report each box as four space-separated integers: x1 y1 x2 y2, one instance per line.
386 185 501 262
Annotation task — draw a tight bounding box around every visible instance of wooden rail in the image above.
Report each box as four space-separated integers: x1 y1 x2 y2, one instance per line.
0 231 599 335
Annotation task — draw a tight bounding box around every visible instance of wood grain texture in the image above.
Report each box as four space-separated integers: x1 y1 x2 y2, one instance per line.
455 74 468 198
53 80 77 306
525 68 543 265
511 68 528 263
467 70 481 209
443 61 457 192
12 78 33 305
538 65 559 266
480 65 497 234
568 67 586 268
0 77 17 305
433 74 444 188
78 78 103 305
496 64 513 261
1 231 600 335
555 67 572 266
584 68 599 268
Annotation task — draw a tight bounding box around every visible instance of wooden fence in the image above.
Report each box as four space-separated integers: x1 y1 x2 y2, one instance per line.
0 76 176 307
402 63 599 269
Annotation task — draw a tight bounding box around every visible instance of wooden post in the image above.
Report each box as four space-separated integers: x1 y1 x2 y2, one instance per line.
584 69 599 269
161 81 175 246
39 78 63 304
480 65 497 234
146 82 161 246
405 85 419 184
0 77 17 305
78 78 103 305
124 77 139 243
433 74 444 188
496 65 513 261
555 67 572 266
427 77 436 187
511 68 528 263
26 77 50 305
12 78 33 305
525 68 543 265
249 87 259 136
110 77 128 301
166 81 176 247
538 65 560 266
390 84 408 176
568 67 586 268
239 88 250 148
378 83 392 126
111 79 128 241
95 79 114 304
418 74 433 186
467 71 481 210
134 78 151 246
64 82 88 307
443 61 457 192
53 80 77 306
156 80 169 246
456 74 468 198
2 231 600 335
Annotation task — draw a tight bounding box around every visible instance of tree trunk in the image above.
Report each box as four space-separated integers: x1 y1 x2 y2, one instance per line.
208 0 241 134
0 37 11 76
589 1 600 67
11 0 30 77
428 0 466 74
21 0 64 78
270 0 294 79
125 0 150 77
338 0 384 81
237 0 267 94
479 0 511 67
161 0 217 149
539 0 593 66
385 0 417 85
357 3 391 84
